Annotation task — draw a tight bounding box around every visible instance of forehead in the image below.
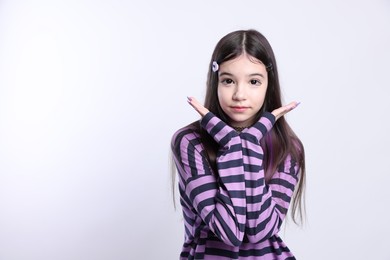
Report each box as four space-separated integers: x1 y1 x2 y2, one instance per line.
220 54 265 72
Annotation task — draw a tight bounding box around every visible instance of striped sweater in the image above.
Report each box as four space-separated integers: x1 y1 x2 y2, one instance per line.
171 112 300 260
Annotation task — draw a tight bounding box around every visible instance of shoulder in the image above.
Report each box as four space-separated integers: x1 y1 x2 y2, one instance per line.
171 122 202 155
278 153 299 175
277 136 304 176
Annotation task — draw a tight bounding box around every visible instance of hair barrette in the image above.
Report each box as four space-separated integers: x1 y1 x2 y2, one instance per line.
212 61 219 72
266 63 273 72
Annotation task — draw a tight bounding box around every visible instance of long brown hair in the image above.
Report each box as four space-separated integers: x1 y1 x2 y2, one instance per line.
175 29 306 224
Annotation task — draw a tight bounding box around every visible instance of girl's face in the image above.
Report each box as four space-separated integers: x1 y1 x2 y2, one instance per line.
217 54 268 128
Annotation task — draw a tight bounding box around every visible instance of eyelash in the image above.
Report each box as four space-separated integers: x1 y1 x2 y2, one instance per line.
220 78 262 86
250 79 262 85
221 78 234 85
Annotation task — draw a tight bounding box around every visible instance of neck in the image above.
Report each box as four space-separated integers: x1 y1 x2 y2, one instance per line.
232 125 249 132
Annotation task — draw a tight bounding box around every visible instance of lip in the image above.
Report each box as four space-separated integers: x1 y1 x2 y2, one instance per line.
230 106 249 112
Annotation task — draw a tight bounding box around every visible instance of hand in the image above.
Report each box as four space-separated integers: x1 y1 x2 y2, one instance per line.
271 101 300 121
187 96 209 117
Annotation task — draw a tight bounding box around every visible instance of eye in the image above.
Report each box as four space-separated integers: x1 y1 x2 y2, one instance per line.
250 79 262 86
221 78 234 85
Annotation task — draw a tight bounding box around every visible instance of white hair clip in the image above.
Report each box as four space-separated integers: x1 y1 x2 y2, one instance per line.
212 61 219 72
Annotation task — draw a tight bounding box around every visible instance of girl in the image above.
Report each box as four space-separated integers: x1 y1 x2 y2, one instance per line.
171 29 305 260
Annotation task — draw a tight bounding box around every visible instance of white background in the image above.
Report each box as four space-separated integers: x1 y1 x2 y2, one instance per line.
0 0 389 259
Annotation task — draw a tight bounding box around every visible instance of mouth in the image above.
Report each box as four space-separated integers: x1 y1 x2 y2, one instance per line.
230 106 249 112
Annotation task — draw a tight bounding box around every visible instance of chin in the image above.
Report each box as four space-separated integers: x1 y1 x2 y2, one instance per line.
228 117 252 126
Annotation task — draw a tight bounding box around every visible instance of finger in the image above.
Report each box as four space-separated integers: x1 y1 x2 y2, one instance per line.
272 101 300 120
283 101 300 113
187 96 209 116
187 96 194 107
187 96 200 110
286 101 300 111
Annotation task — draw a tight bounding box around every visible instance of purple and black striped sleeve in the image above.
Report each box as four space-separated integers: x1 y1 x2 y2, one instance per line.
240 112 300 243
173 112 247 247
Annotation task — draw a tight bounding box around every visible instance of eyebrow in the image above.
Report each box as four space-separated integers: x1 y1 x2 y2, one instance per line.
219 72 265 78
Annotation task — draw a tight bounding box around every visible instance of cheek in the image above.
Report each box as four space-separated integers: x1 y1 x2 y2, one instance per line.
217 87 227 104
252 88 267 107
217 88 221 101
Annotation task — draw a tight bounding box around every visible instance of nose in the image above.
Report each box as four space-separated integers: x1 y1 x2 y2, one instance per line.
232 84 246 101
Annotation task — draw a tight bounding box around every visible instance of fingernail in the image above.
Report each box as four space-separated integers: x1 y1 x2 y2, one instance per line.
296 101 301 107
187 96 192 101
